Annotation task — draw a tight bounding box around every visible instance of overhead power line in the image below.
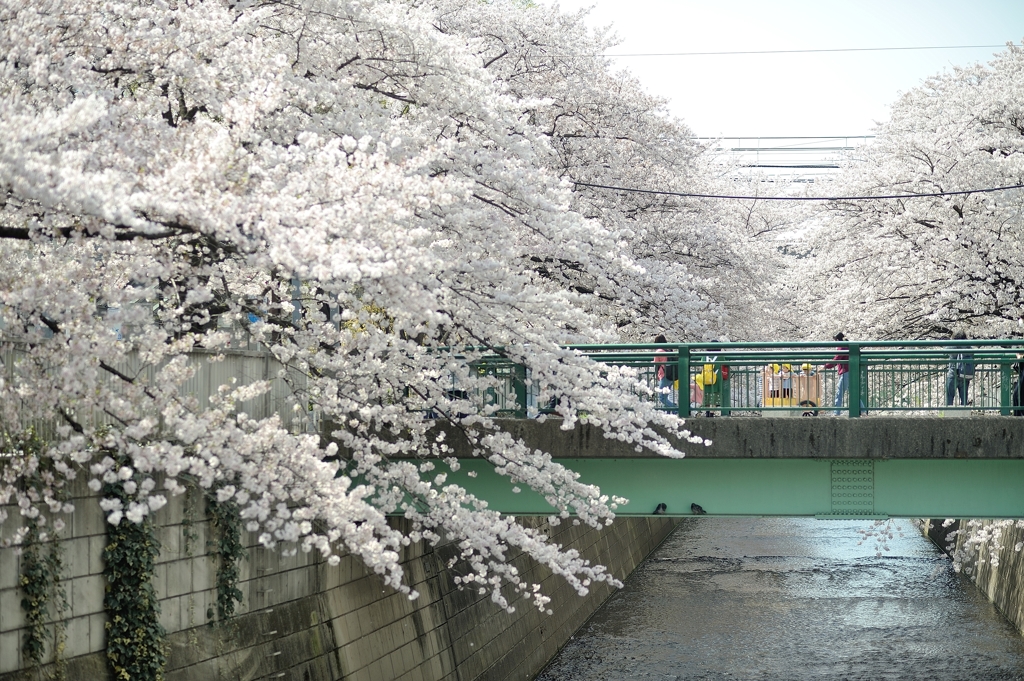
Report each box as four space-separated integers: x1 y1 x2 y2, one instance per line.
690 136 876 140
604 44 1007 57
573 181 1024 201
744 164 841 169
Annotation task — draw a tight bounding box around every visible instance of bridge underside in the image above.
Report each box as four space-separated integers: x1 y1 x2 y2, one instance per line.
446 458 1024 518
368 418 1024 518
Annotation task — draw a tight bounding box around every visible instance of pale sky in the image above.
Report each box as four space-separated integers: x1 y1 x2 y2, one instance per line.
546 0 1024 137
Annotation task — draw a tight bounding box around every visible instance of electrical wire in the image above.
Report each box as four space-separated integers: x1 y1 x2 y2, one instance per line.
573 181 1024 201
603 44 1007 57
690 136 875 140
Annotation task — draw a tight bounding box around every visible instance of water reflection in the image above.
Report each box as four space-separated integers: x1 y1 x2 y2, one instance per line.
537 518 1024 681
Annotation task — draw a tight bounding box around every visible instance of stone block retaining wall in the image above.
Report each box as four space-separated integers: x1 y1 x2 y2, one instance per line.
1 479 677 681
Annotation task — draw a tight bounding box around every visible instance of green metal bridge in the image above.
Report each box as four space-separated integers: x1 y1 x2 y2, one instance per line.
462 339 1024 419
430 417 1024 520
8 338 1024 519
416 340 1024 520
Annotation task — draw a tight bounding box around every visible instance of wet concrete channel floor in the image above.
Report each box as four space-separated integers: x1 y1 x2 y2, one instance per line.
536 518 1024 681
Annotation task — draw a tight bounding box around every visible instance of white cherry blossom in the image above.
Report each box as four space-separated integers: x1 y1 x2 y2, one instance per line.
0 0 716 608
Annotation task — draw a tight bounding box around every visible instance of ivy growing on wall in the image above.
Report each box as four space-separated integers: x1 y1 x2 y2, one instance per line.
9 428 69 679
9 435 250 680
206 489 246 622
103 469 166 681
18 523 61 669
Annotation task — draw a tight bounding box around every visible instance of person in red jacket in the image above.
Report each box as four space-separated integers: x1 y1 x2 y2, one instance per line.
824 332 865 415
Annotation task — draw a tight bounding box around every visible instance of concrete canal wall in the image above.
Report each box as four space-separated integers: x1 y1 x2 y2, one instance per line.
927 518 1024 635
0 477 677 681
945 520 1024 635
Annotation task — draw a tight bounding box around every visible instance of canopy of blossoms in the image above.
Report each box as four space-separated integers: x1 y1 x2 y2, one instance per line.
807 44 1024 339
0 0 733 611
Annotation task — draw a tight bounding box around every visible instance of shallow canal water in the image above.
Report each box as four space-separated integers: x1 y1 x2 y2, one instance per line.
536 518 1024 681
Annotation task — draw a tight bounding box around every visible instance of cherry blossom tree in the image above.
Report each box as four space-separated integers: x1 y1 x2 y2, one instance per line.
435 0 780 342
782 43 1024 602
0 0 721 615
806 43 1024 339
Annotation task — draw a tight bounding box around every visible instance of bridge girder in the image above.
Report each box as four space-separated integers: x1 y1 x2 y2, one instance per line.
442 457 1024 518
415 418 1024 518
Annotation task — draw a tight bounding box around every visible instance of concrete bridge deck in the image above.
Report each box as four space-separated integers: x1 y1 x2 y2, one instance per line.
474 416 1024 460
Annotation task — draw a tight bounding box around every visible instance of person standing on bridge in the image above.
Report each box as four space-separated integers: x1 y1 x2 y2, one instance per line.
654 334 676 408
824 332 865 416
945 330 974 408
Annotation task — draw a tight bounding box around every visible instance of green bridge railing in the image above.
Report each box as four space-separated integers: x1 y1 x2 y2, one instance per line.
5 340 1023 433
454 340 1024 419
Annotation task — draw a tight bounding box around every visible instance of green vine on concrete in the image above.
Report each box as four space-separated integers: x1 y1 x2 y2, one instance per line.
10 428 69 678
103 472 166 681
19 523 51 667
206 490 246 621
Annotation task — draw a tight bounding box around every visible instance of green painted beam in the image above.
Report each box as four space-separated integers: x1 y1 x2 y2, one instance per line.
873 459 1024 518
441 458 1024 519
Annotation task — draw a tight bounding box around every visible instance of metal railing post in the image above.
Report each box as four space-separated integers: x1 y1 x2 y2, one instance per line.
1001 358 1012 416
677 347 690 418
848 344 862 417
721 360 731 416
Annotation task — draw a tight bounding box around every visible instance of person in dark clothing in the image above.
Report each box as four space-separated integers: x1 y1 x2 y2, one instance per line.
945 330 974 407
